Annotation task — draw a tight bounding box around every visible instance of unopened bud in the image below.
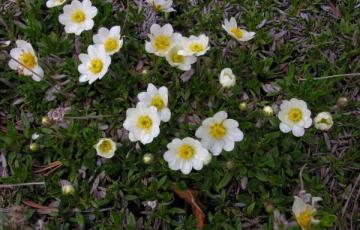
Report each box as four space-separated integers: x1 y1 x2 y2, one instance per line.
41 116 52 127
29 143 39 152
336 97 348 108
263 106 274 117
226 160 235 170
143 153 154 164
60 180 75 195
239 102 248 111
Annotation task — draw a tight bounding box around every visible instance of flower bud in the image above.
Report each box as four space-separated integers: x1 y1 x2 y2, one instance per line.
264 201 274 213
239 102 248 111
263 106 274 117
60 180 75 195
336 97 348 108
226 160 235 170
29 143 39 152
41 116 52 127
143 153 154 164
314 112 333 131
219 68 236 88
142 69 149 76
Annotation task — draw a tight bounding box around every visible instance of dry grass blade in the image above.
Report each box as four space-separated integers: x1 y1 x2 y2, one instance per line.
0 181 45 188
22 200 58 214
34 161 63 176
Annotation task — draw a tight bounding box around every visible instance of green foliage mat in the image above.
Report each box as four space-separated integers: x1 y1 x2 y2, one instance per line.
0 0 359 229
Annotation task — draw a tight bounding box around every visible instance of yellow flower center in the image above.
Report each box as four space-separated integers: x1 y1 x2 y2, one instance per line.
210 123 227 139
288 108 303 123
154 4 163 12
319 118 330 125
71 10 86 23
104 38 119 53
178 144 195 160
189 42 205 53
19 52 37 68
297 207 314 229
99 140 113 154
88 58 103 74
230 27 244 39
153 35 171 52
151 95 165 110
171 52 184 63
56 0 66 3
137 115 153 131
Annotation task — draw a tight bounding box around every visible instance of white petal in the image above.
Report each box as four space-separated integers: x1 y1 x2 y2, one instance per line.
223 138 235 151
180 162 192 175
160 108 171 122
292 126 305 137
279 123 291 133
210 142 223 156
213 111 227 122
228 128 244 141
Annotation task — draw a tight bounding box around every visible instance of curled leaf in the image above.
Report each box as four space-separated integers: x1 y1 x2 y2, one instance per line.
171 183 205 229
262 82 282 94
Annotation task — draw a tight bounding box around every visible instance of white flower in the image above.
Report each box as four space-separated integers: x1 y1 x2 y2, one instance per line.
165 43 197 71
146 0 175 13
94 138 117 158
58 0 97 35
292 194 322 230
78 45 111 84
123 102 161 145
195 111 244 156
93 26 123 55
8 40 44 81
178 34 210 56
163 137 210 174
46 0 66 8
219 68 236 88
278 98 312 137
222 17 255 42
137 83 171 122
145 23 180 57
314 112 333 131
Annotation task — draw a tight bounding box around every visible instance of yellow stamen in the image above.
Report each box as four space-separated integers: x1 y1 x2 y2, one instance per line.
210 123 227 139
137 115 153 130
19 52 37 68
104 38 119 53
71 10 86 23
99 140 112 154
319 118 330 125
154 4 163 12
88 58 103 74
189 42 205 53
171 52 184 63
230 27 244 39
153 35 171 52
178 144 195 160
297 206 314 229
288 108 303 123
151 95 165 110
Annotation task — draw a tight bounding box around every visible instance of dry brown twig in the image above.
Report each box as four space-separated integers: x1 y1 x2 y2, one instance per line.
34 161 63 176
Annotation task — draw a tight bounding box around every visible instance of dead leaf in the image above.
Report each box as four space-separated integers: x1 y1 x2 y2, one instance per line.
180 69 195 82
327 1 342 18
262 82 282 94
171 183 205 229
